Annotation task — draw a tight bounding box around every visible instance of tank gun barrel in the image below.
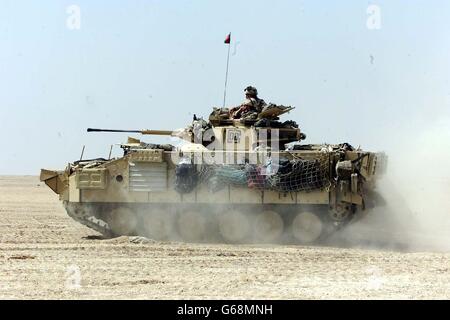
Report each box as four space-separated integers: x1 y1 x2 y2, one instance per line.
87 128 173 135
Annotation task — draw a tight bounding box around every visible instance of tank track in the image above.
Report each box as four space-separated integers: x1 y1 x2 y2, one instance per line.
64 201 114 237
62 201 354 245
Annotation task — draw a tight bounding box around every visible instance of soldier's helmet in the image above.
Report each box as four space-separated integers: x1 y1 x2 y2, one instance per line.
244 86 258 97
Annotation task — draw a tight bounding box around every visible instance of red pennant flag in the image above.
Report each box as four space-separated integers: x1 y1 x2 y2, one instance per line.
224 33 231 44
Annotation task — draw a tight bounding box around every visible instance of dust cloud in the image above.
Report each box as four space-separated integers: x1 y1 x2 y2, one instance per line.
337 116 450 252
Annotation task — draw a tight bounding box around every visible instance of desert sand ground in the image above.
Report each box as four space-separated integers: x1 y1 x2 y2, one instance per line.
0 176 449 299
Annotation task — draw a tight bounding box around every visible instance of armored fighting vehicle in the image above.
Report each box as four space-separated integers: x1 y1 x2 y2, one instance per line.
40 104 385 244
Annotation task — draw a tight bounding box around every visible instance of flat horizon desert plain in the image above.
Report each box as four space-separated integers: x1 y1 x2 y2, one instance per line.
0 175 449 299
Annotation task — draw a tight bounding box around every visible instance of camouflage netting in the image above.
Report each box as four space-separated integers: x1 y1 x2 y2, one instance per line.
264 158 328 192
199 165 248 192
174 153 331 194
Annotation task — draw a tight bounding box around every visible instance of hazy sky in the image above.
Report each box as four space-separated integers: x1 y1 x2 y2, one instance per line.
1 0 449 174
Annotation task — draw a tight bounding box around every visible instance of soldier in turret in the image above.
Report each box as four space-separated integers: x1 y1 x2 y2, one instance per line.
230 86 267 119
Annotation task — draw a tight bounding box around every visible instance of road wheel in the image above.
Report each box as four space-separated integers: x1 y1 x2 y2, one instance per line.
141 210 175 240
253 210 284 243
291 211 323 244
177 210 206 242
218 209 251 243
108 207 138 236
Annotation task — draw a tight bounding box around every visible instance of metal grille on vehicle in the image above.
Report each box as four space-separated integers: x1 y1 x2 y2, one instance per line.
129 162 167 192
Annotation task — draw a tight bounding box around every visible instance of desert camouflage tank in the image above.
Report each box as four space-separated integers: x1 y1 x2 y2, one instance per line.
40 104 386 244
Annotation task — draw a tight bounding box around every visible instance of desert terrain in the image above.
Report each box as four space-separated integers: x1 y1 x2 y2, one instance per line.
0 175 449 299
